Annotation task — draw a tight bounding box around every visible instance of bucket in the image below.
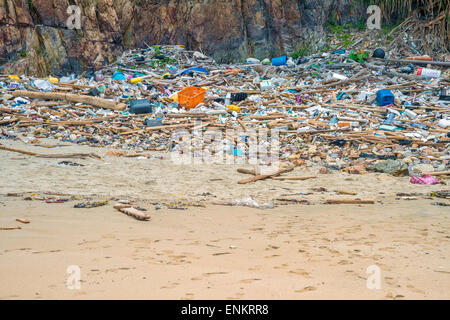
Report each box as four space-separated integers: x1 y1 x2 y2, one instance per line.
271 56 287 66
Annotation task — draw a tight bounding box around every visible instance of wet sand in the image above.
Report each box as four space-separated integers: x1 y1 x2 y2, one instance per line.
0 139 449 299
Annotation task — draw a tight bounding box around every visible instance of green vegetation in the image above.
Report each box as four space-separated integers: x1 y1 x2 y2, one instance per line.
348 50 369 63
150 57 178 69
20 50 27 58
290 44 311 60
338 33 355 47
321 43 332 53
152 45 161 55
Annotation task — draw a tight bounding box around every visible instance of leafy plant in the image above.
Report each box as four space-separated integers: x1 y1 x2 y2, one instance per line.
152 45 161 55
338 33 355 47
348 50 369 63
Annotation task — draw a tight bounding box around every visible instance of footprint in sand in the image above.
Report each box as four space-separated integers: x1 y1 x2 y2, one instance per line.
202 272 229 277
239 278 262 284
248 265 262 271
160 282 180 289
288 269 311 278
182 293 195 300
101 234 116 239
295 286 317 293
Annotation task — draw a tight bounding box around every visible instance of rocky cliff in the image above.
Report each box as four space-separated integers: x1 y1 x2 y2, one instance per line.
0 0 367 76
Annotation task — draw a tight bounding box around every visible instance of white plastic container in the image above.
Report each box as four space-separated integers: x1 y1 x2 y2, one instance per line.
260 80 274 91
438 119 450 128
332 72 348 80
404 109 417 119
416 67 441 79
246 57 260 64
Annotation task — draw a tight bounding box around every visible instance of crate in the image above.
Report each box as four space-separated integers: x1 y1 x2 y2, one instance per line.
178 86 206 109
376 89 395 106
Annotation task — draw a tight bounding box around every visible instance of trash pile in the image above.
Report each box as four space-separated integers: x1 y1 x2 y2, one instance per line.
1 44 449 186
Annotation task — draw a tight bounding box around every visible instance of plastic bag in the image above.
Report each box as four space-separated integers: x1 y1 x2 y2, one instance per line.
410 174 440 185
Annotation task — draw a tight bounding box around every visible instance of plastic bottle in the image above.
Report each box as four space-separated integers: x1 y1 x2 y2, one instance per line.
332 73 348 80
224 93 231 106
416 67 441 79
33 79 54 91
130 77 143 84
246 57 260 64
48 77 59 84
8 75 20 81
403 109 417 119
227 104 241 112
213 102 227 110
385 112 396 124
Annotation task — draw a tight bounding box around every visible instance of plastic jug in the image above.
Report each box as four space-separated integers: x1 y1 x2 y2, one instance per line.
227 105 241 112
376 89 395 106
130 77 143 84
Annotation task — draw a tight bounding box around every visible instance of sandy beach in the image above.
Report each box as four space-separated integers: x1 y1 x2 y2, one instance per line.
0 139 449 299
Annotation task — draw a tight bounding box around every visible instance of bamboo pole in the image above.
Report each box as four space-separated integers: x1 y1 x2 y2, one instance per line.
11 90 126 111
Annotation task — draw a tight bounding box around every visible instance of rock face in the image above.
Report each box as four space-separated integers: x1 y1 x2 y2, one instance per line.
0 0 367 75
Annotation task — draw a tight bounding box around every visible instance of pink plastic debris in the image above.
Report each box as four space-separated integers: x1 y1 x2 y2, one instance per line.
410 174 440 185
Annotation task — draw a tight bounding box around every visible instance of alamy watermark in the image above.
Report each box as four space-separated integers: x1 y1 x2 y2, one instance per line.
366 265 382 290
169 123 281 171
64 4 381 31
367 5 381 30
66 265 81 290
66 5 81 30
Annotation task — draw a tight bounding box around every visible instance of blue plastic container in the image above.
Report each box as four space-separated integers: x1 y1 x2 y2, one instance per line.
112 72 126 81
272 56 287 66
385 112 395 124
377 89 395 106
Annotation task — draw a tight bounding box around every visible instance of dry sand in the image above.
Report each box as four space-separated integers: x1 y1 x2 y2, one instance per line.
0 139 449 299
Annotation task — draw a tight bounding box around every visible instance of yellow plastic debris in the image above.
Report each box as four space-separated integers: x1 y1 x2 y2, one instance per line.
48 77 59 84
8 75 20 81
169 93 178 102
130 77 143 84
227 104 241 112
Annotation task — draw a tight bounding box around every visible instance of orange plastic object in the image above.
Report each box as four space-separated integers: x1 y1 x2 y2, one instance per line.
224 68 241 73
338 121 351 127
178 86 206 109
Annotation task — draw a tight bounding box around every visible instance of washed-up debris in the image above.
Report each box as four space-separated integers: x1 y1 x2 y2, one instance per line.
337 190 357 195
16 219 30 224
0 226 21 230
325 199 375 204
0 42 448 205
432 202 450 207
113 203 150 221
410 174 441 185
57 161 84 167
74 200 108 208
46 199 68 203
0 145 100 160
430 190 450 199
271 176 317 181
230 197 274 209
274 198 310 205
